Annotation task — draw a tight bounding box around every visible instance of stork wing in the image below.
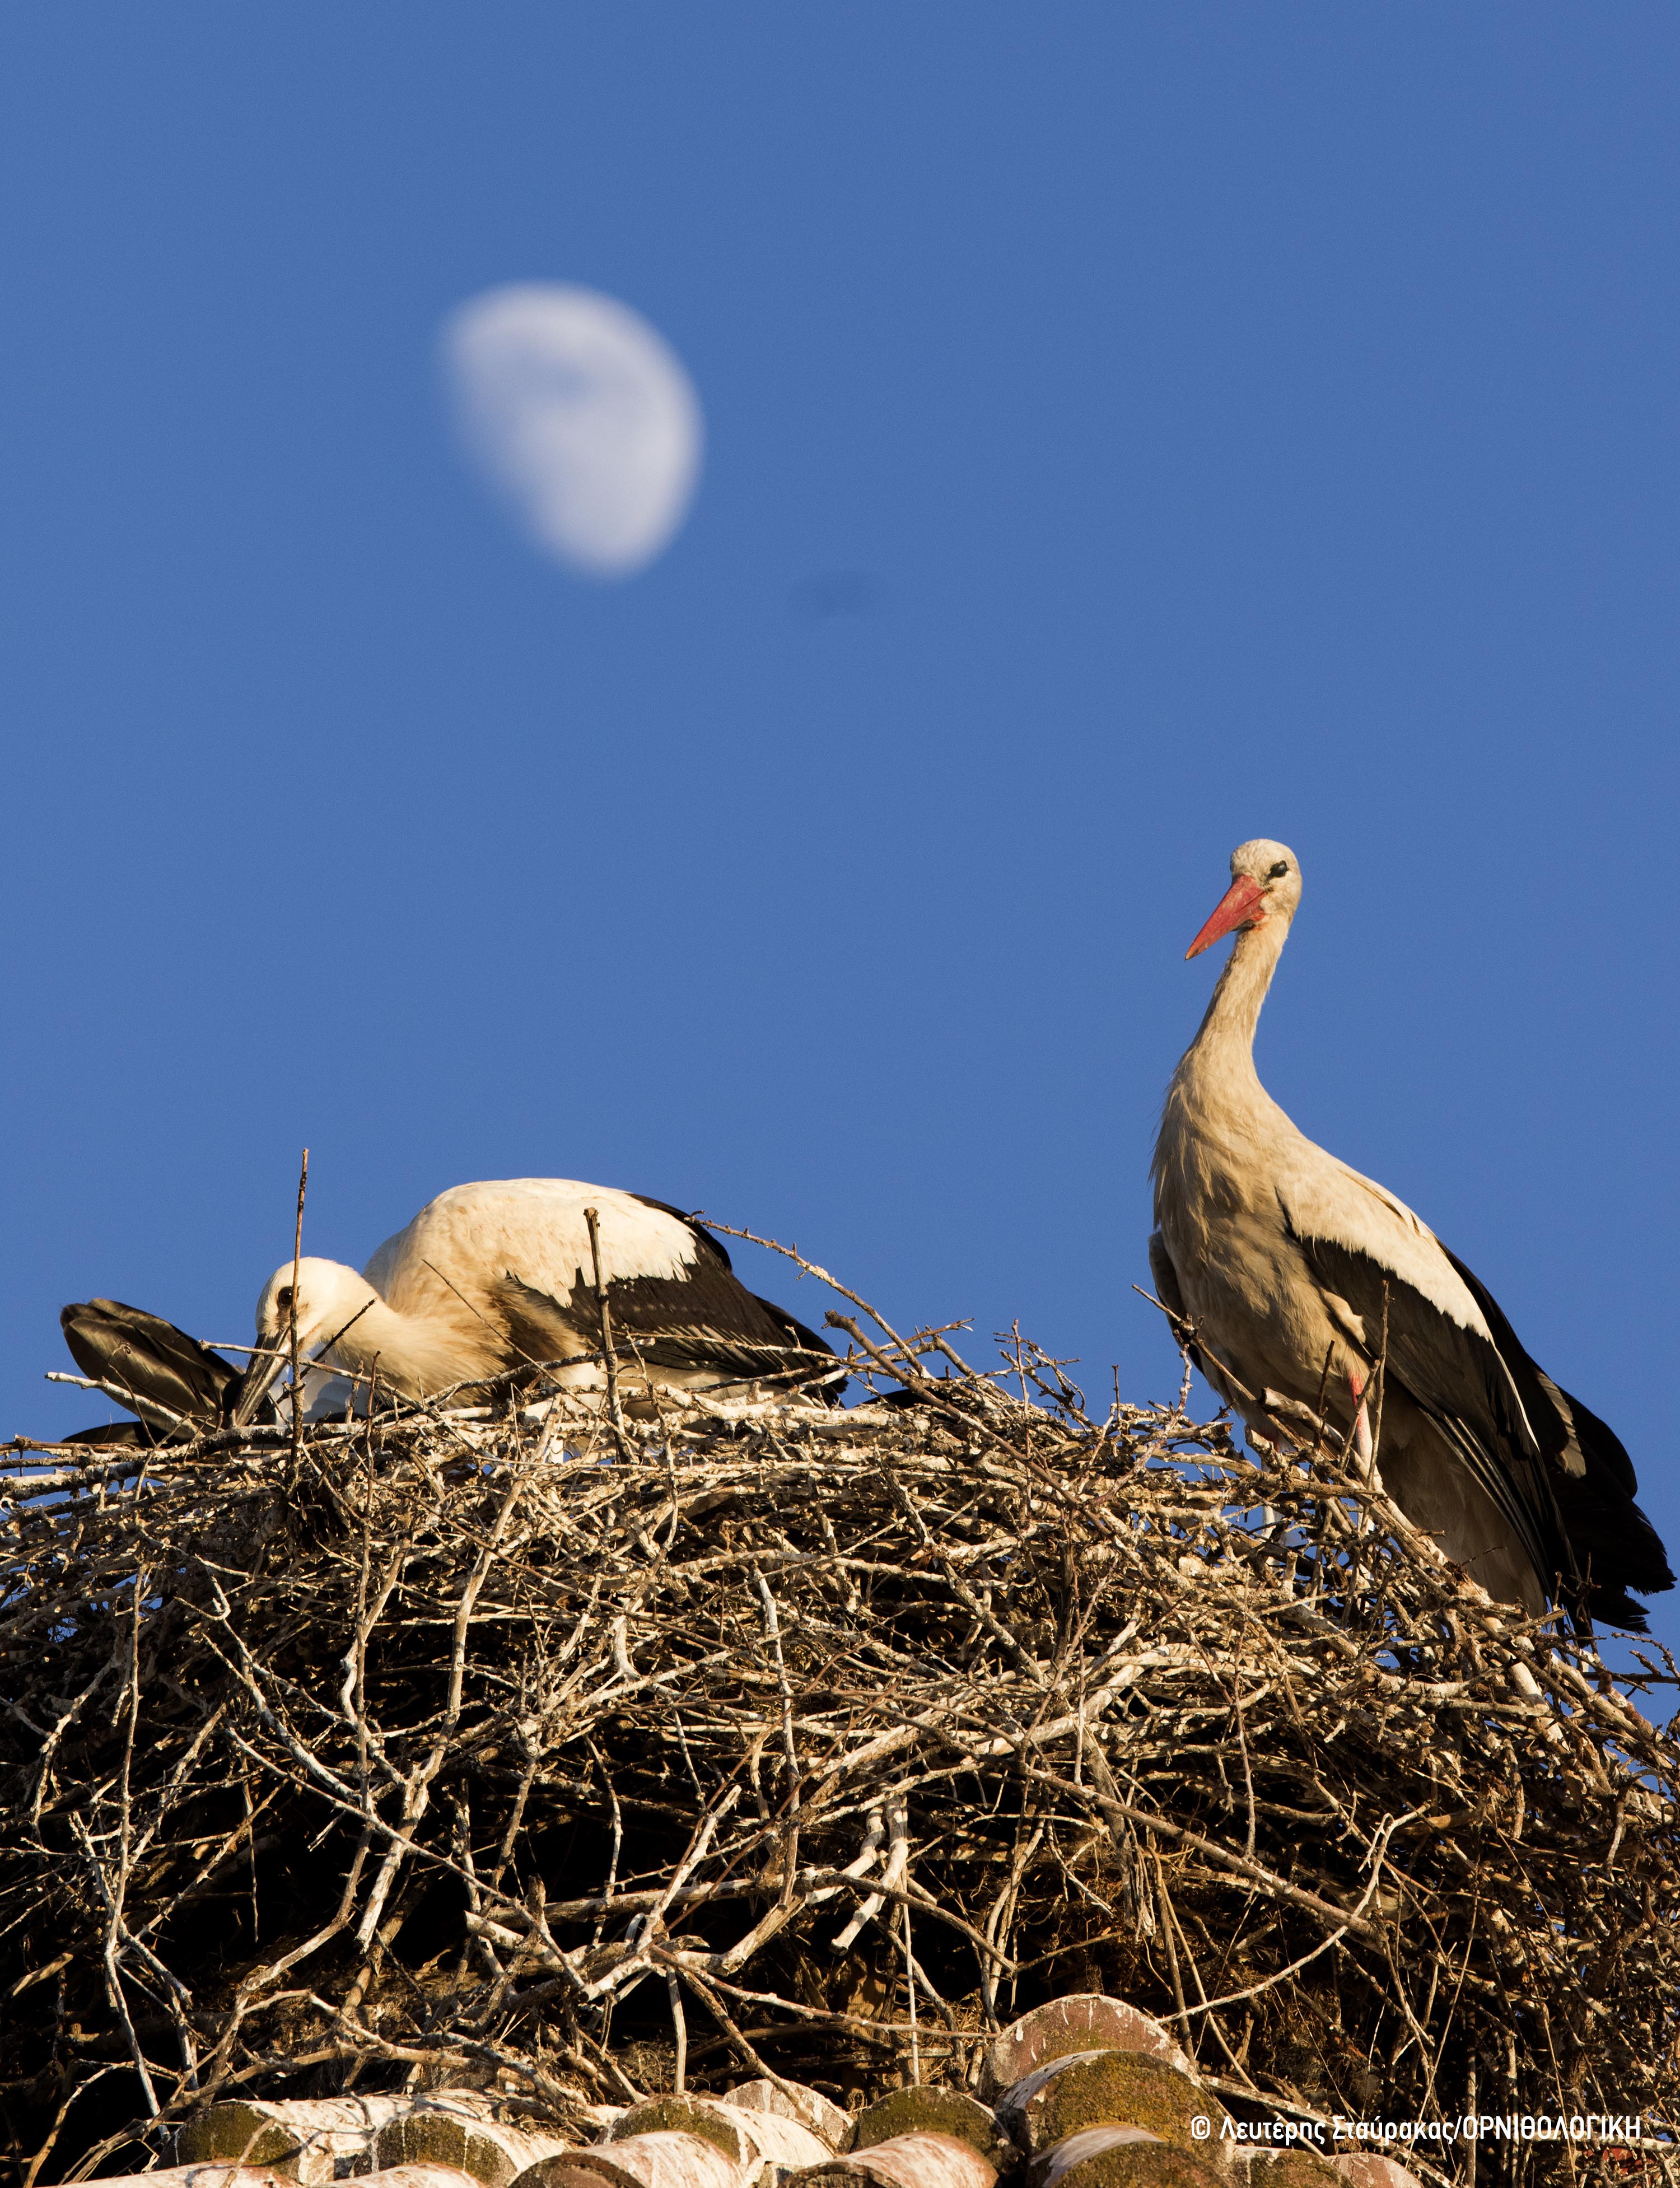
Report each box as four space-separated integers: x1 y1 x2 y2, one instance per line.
613 1275 843 1391
1147 1231 1207 1379
1277 1158 1671 1627
59 1299 253 1433
1272 1153 1565 1583
599 1198 842 1392
1281 1217 1561 1588
627 1193 741 1267
495 1254 844 1398
1436 1245 1671 1625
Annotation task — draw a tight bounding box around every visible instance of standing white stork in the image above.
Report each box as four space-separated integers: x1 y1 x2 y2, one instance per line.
1150 839 1672 1631
229 1178 843 1424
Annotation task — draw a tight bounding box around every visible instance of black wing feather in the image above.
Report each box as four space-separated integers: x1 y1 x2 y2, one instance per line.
620 1197 840 1377
496 1258 843 1400
605 1267 842 1392
1535 1372 1636 1496
1441 1253 1671 1618
1438 1245 1670 1614
1147 1231 1208 1379
1288 1231 1569 1592
1286 1227 1671 1630
60 1299 245 1431
626 1194 735 1270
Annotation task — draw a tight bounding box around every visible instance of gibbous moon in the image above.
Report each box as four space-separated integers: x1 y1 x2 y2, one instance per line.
443 283 703 579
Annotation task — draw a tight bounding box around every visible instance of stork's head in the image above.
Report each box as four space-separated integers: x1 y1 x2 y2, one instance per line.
1185 839 1301 959
232 1257 381 1425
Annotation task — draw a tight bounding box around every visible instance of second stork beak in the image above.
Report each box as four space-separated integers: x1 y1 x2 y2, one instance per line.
1186 874 1266 959
231 1340 287 1428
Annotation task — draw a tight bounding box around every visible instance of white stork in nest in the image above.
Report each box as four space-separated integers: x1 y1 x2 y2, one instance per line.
63 1179 842 1434
1150 838 1672 1632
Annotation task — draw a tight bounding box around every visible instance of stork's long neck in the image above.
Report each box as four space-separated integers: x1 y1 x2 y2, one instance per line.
1152 901 1300 1222
1173 912 1292 1115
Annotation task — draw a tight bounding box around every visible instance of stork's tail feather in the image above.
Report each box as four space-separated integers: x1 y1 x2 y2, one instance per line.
1550 1463 1675 1636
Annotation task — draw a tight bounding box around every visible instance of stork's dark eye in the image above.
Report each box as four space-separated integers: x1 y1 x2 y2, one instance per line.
276 1287 294 1310
1268 861 1289 879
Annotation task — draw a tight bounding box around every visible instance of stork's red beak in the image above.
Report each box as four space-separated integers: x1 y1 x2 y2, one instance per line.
1186 875 1266 959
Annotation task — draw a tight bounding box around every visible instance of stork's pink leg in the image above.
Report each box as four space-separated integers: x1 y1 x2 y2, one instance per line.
1348 1370 1375 1473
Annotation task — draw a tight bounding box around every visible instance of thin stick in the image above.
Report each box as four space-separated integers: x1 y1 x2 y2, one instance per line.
667 1968 688 2093
901 1899 920 2083
1369 1280 1390 1470
584 1206 628 1448
290 1149 309 1464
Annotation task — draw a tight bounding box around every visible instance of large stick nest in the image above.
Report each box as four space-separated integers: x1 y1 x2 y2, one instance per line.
3 1289 1678 2188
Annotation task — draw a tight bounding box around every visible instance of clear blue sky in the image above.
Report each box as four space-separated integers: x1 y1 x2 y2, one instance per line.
4 9 1677 1657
